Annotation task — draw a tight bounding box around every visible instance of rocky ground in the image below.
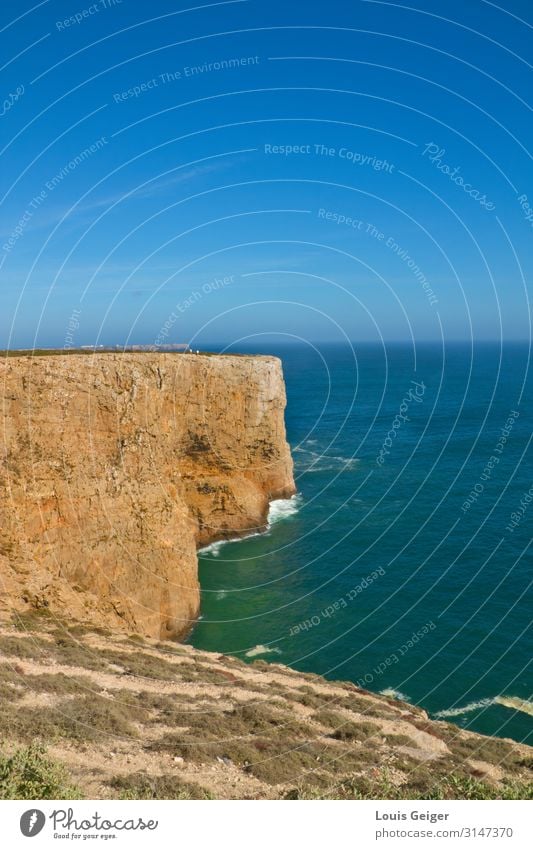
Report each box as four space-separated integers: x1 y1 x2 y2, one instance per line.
0 610 531 800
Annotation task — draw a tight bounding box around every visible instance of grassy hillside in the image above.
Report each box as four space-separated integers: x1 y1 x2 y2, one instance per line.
0 611 531 800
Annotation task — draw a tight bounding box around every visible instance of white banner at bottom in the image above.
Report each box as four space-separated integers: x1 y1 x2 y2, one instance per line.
2 799 531 848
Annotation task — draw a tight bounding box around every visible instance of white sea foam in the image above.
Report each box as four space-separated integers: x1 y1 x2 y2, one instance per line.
198 528 264 556
198 495 302 557
197 539 230 558
434 695 533 719
380 688 410 702
294 447 359 473
267 494 303 525
496 696 533 716
435 699 493 718
245 644 282 658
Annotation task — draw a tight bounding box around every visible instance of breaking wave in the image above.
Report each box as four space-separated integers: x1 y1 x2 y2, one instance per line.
380 688 411 702
294 446 359 473
198 539 230 557
267 494 303 525
245 644 283 658
198 495 302 557
197 529 264 557
434 695 533 719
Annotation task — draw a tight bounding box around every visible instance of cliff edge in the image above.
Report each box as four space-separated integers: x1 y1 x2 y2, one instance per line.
0 353 295 640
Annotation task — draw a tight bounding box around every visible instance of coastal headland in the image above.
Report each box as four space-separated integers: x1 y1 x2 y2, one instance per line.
0 351 531 801
0 352 295 640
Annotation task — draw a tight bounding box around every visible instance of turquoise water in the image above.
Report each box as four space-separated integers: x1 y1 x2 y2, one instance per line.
189 342 532 743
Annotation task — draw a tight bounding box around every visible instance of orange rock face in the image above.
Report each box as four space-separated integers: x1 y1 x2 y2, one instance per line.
0 353 295 639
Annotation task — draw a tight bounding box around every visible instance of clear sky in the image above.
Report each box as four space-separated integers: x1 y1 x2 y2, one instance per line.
1 0 532 348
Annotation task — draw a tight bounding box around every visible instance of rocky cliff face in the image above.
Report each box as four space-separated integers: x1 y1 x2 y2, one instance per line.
0 353 295 640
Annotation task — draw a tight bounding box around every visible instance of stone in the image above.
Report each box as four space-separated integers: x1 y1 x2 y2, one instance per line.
0 353 295 640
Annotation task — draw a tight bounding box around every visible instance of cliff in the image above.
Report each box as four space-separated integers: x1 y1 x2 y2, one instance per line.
0 353 295 640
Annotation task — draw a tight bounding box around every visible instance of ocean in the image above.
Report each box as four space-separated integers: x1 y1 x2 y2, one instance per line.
189 342 532 744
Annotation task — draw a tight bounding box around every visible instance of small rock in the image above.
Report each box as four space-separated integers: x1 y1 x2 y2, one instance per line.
173 756 184 764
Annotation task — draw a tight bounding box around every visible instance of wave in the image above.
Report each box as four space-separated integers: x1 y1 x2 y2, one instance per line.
267 494 303 525
294 447 359 473
434 699 492 718
380 688 410 702
197 539 230 557
496 696 533 717
245 644 282 658
198 495 302 558
434 695 533 719
198 529 264 557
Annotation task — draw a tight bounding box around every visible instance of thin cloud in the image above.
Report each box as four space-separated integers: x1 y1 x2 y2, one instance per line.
1 159 233 241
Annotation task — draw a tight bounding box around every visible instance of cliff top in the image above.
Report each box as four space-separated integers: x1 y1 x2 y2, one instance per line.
0 349 275 360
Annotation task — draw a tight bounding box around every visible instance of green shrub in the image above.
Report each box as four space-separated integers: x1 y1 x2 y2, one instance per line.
0 635 50 660
285 770 533 800
328 721 379 742
110 773 213 800
0 743 81 800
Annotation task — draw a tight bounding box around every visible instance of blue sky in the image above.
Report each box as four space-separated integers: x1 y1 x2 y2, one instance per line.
1 0 532 347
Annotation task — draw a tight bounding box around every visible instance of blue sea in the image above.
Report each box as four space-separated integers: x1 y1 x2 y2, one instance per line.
189 342 532 744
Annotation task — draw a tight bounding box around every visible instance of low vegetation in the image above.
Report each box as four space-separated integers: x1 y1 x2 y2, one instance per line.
0 744 81 800
285 772 533 801
0 615 531 800
110 773 213 800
